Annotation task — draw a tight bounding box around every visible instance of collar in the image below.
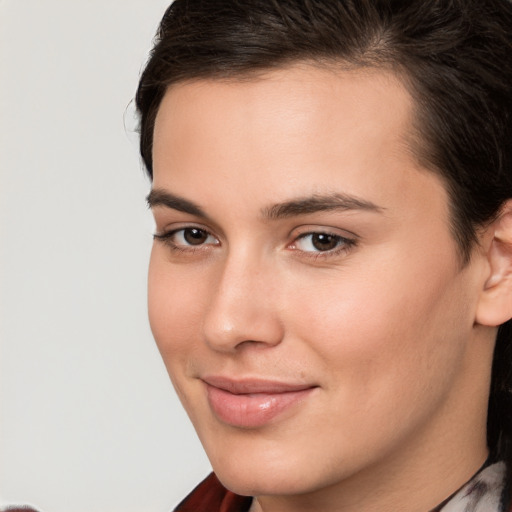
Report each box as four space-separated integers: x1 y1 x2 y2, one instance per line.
431 460 509 512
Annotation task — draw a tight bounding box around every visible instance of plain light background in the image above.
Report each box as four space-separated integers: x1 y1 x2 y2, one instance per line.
0 1 211 511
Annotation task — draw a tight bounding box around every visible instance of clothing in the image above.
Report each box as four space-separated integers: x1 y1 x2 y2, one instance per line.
0 508 41 512
174 473 252 512
174 461 511 512
431 461 510 512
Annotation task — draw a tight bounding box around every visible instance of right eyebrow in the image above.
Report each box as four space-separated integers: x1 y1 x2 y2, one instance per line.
146 189 207 218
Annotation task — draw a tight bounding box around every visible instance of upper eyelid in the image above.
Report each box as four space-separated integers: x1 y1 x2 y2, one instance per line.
153 215 226 239
290 225 359 241
155 226 217 239
295 230 353 239
291 232 356 247
154 223 215 236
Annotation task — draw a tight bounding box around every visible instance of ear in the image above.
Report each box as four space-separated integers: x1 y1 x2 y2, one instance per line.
475 200 512 327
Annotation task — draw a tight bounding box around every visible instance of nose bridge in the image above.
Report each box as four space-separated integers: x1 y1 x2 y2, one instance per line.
202 246 283 351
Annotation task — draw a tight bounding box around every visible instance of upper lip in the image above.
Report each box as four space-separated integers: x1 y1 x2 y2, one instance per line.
202 376 316 394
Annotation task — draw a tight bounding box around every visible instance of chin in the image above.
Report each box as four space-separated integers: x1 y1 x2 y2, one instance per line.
208 443 344 498
216 466 310 497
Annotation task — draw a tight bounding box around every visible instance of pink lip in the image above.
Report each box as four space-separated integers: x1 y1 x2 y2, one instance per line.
202 376 317 428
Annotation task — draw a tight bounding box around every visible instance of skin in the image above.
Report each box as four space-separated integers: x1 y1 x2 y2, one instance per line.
148 65 500 512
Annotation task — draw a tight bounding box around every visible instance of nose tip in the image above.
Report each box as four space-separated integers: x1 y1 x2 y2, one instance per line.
201 264 284 353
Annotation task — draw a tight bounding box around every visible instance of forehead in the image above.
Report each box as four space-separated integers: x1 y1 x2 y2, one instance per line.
152 64 447 226
153 64 416 171
154 64 415 156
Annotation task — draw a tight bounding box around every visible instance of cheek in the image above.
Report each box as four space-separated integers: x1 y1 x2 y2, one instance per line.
147 248 207 369
284 252 471 407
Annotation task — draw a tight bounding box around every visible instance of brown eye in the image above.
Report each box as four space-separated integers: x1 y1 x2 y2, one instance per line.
311 233 339 251
183 228 209 245
153 227 219 249
293 232 355 255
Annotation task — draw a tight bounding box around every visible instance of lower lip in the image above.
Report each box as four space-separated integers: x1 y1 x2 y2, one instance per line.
205 384 315 428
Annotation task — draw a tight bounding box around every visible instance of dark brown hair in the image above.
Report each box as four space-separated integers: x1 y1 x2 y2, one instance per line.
136 0 512 458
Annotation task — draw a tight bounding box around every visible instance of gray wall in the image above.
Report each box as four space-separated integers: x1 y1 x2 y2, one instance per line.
0 1 210 510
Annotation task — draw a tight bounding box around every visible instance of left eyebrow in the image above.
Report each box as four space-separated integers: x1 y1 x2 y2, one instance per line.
262 193 384 220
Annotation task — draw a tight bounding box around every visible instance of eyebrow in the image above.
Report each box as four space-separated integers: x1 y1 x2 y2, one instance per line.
147 189 384 220
147 189 207 218
262 193 384 219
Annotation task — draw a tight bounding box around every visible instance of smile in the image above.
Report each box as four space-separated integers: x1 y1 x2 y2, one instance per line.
202 376 317 428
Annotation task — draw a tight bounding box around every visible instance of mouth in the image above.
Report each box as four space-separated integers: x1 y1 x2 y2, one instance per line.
202 376 317 428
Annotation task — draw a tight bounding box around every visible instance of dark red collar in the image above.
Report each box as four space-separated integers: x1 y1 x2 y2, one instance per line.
174 473 252 512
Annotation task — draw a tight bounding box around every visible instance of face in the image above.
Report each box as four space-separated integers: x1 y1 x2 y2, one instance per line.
148 66 491 506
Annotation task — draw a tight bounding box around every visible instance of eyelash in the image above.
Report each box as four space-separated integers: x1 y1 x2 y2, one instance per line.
154 227 219 254
291 232 357 259
153 227 357 259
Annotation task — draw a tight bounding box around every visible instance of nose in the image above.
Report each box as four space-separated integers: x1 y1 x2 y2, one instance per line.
201 251 284 353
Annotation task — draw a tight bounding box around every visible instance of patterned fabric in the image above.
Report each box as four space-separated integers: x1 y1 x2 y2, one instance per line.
175 461 511 512
433 461 509 512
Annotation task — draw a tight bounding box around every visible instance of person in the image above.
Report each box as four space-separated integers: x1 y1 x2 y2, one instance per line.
135 0 512 510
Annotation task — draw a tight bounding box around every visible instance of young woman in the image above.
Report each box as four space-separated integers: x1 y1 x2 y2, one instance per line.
136 1 512 510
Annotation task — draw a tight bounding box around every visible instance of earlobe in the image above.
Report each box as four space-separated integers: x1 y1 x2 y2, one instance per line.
476 200 512 327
